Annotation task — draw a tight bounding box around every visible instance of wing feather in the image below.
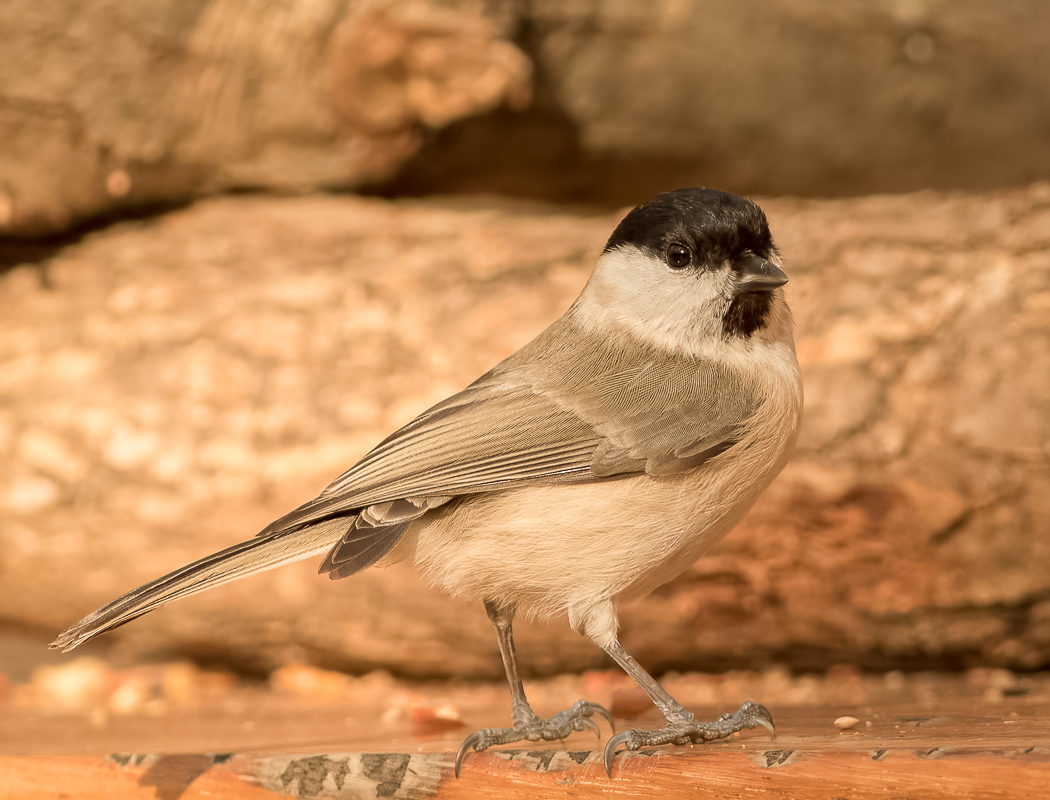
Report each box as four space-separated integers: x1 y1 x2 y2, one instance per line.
52 310 766 650
264 314 761 537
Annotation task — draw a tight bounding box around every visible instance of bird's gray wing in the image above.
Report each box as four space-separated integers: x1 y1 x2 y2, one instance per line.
50 338 759 650
264 317 762 576
50 319 762 650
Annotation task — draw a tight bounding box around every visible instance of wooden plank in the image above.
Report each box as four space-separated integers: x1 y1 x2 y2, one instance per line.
1 739 1047 799
3 669 1047 798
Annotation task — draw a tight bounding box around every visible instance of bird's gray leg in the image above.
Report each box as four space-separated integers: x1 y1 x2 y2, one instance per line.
601 639 775 776
454 600 614 777
489 599 538 728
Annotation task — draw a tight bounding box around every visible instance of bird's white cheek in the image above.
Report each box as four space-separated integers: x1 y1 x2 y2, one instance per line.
575 250 724 353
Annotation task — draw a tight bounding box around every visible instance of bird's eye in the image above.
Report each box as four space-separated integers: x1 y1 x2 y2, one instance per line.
665 243 691 269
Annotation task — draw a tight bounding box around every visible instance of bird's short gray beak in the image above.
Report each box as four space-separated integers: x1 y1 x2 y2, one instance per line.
737 256 789 293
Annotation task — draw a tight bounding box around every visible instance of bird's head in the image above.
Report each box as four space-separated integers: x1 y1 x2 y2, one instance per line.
579 188 791 354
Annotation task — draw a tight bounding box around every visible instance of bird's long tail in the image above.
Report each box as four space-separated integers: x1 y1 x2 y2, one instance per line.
48 520 347 652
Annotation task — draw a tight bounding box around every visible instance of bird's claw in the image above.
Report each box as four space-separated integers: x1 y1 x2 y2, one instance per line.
454 732 483 778
454 699 614 778
589 702 616 733
603 700 776 777
577 715 601 738
603 731 631 775
741 701 776 740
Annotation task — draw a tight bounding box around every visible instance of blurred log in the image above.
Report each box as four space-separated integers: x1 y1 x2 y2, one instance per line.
1 187 1049 675
7 2 1050 236
0 0 528 236
385 1 1050 204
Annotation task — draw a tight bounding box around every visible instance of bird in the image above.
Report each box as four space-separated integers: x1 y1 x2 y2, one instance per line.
51 187 804 776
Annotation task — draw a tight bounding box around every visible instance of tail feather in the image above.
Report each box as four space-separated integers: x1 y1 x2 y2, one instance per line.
48 519 348 653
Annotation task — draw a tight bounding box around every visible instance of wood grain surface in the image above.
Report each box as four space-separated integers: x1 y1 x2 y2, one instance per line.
2 704 1046 799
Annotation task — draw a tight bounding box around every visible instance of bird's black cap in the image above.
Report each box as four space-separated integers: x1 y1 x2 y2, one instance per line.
602 188 774 268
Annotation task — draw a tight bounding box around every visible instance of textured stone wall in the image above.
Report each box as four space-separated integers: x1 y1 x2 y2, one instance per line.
1 187 1047 677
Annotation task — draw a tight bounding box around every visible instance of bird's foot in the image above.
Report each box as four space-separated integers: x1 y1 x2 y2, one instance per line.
603 700 775 776
455 700 614 777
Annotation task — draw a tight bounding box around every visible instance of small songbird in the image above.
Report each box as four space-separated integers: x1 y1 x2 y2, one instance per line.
52 188 804 776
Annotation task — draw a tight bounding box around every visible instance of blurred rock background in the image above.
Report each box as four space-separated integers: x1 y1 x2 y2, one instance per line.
1 0 1048 682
